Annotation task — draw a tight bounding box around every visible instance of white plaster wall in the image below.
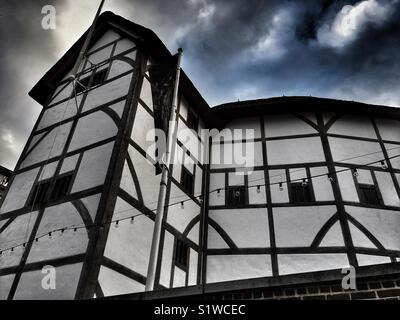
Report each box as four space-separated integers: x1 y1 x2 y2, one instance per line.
81 73 132 113
385 143 400 170
194 166 203 196
188 249 198 286
278 254 349 275
209 208 270 248
88 30 120 53
39 161 58 181
47 85 82 113
336 167 359 202
68 110 118 152
376 118 400 142
208 226 230 249
26 203 89 263
21 122 72 169
177 120 204 164
13 263 83 300
108 59 133 79
104 197 153 278
248 170 267 204
209 173 225 206
329 137 383 164
319 222 344 247
211 141 263 169
114 38 136 56
269 169 289 203
328 115 377 139
71 142 114 193
273 206 337 247
349 223 378 249
0 168 39 213
119 161 138 200
375 171 399 206
265 114 317 138
173 266 186 288
266 137 325 165
346 205 400 251
224 117 261 140
98 266 144 297
140 75 153 110
207 255 272 283
131 103 155 155
0 212 38 269
87 45 112 65
179 97 189 121
356 254 391 266
60 154 79 174
310 167 335 201
0 274 15 300
159 231 174 288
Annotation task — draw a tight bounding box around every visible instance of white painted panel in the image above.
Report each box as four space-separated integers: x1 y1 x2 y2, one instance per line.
183 153 195 174
209 208 269 248
109 100 126 118
14 263 83 300
248 170 266 204
228 171 244 186
49 82 72 105
356 254 391 266
0 168 39 213
386 143 400 170
108 59 133 79
278 254 349 275
207 255 272 283
173 266 186 288
208 225 230 249
98 266 144 297
376 118 400 142
349 223 377 249
356 169 373 185
128 146 161 206
269 169 289 203
167 184 200 233
328 115 377 139
194 166 203 196
310 167 334 201
265 114 317 138
375 171 399 207
319 222 344 247
60 154 79 174
225 117 261 140
0 274 14 300
266 137 325 165
347 206 400 251
119 161 138 200
27 203 88 263
329 137 383 164
140 76 153 110
82 73 133 113
38 161 58 181
88 30 120 53
80 193 101 222
172 145 184 182
273 206 337 247
209 173 225 206
177 120 204 164
45 90 81 124
179 97 189 121
21 122 72 168
211 141 263 169
71 142 114 193
188 249 198 286
87 45 113 65
159 231 174 288
336 167 359 202
114 38 136 56
187 222 200 245
131 104 155 155
26 132 46 153
69 110 118 152
104 198 154 277
289 168 307 181
0 212 38 268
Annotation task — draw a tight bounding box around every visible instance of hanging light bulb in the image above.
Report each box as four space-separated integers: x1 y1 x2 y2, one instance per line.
352 168 359 177
217 189 221 197
181 201 184 209
279 182 284 191
48 232 52 239
10 247 14 255
130 217 135 225
302 179 308 187
256 185 261 194
327 174 334 182
115 220 119 228
380 161 388 170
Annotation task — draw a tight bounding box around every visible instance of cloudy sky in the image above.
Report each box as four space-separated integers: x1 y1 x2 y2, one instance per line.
0 0 399 169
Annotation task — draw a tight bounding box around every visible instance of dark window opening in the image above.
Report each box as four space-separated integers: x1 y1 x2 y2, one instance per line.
359 184 382 206
73 69 107 95
228 186 246 208
91 69 107 87
181 167 194 196
50 173 73 201
27 180 51 207
174 239 189 269
73 75 91 95
289 182 312 203
187 109 199 132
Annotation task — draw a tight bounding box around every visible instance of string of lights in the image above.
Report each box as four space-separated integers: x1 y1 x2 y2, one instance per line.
1 152 399 256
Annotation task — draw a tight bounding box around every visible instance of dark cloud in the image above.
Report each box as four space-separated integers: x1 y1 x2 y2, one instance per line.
0 0 399 169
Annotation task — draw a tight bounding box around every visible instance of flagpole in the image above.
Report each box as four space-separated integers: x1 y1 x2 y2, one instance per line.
68 0 105 79
146 48 183 291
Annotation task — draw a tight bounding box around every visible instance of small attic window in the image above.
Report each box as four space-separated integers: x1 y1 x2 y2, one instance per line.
72 69 107 96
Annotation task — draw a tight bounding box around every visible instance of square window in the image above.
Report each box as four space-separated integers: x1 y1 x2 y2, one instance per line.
181 166 194 196
27 180 51 207
227 186 246 208
359 184 382 206
174 239 189 269
50 173 73 201
289 182 312 203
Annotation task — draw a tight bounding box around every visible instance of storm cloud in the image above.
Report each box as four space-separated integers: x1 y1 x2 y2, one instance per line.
0 0 399 169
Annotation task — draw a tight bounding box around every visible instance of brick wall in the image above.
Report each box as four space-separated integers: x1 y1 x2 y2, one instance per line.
206 276 400 300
